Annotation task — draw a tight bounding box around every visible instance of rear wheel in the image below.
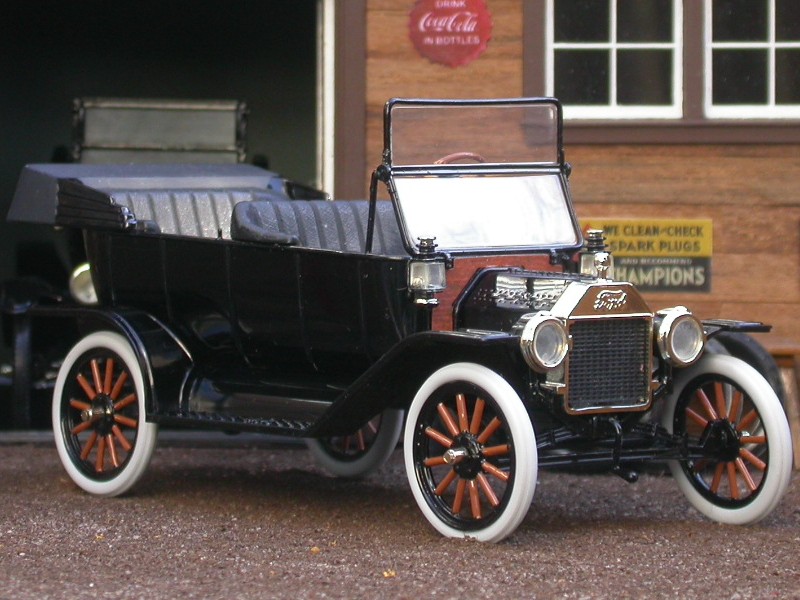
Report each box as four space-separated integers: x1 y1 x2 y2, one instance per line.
663 354 792 524
53 331 157 497
306 409 403 477
404 363 537 543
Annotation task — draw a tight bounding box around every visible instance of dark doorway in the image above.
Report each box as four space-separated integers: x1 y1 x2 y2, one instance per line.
0 0 318 363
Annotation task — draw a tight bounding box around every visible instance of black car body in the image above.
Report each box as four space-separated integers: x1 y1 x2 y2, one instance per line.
4 98 793 542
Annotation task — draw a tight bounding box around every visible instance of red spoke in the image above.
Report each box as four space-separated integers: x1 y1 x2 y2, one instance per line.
106 434 119 468
476 473 500 507
113 393 137 412
95 436 106 473
727 461 740 500
482 460 509 482
469 398 485 435
713 381 728 420
110 371 129 401
367 420 379 435
425 426 453 448
71 420 95 436
740 447 766 471
452 479 466 515
424 455 448 467
434 468 458 496
114 414 138 429
80 431 98 461
695 388 719 421
686 407 708 429
468 480 481 519
456 394 469 433
103 359 115 395
356 429 366 452
90 359 103 395
482 444 510 457
729 390 743 424
735 457 757 492
736 409 759 433
69 399 91 412
112 425 133 452
342 434 352 453
710 462 725 494
76 373 97 401
476 417 502 445
437 403 460 437
740 435 766 444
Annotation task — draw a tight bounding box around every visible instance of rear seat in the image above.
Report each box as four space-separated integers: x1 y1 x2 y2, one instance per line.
230 199 407 256
110 189 269 239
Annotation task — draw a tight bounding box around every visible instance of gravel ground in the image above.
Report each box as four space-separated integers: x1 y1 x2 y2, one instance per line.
1 434 798 599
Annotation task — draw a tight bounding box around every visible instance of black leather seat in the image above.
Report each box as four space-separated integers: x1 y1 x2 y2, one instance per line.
230 199 406 255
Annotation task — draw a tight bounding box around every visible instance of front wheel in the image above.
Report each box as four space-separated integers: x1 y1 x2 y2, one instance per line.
53 331 158 497
404 363 537 543
663 353 792 524
306 409 404 478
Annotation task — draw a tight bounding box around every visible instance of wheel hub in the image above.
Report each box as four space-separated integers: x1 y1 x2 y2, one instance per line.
703 419 741 462
81 394 116 435
447 433 484 479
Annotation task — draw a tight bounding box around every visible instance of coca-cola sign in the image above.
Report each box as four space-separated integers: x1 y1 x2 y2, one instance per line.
409 0 493 68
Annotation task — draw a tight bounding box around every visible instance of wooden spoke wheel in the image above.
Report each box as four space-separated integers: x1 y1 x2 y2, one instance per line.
306 409 403 478
663 353 792 524
53 331 157 497
404 363 536 543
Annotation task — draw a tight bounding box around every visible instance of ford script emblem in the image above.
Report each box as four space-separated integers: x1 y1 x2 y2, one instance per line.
594 289 628 312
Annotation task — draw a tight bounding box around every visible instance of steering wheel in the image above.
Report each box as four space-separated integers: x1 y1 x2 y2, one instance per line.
434 151 487 165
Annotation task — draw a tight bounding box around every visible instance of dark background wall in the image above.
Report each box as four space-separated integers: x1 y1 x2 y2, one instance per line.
0 0 317 363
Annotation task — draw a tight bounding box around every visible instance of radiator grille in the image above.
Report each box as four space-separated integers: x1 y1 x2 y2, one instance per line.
566 317 652 412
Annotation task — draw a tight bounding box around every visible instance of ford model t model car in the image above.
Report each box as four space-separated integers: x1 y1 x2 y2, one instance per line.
5 98 793 542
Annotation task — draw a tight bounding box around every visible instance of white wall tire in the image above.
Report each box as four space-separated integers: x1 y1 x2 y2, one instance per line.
306 409 403 478
404 363 537 543
52 331 158 497
662 353 792 525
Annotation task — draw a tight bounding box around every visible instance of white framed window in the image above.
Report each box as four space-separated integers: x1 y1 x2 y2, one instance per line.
546 0 683 120
705 0 800 119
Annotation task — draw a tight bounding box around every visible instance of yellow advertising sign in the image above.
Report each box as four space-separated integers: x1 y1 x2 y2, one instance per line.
580 219 713 257
580 218 713 292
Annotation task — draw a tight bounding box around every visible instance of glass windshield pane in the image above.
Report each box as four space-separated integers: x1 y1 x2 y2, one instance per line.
388 101 560 167
393 173 579 251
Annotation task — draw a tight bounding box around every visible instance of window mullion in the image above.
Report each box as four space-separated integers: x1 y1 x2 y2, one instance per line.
610 0 618 108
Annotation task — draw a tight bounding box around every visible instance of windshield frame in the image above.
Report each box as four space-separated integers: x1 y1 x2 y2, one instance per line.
383 97 566 169
369 98 581 257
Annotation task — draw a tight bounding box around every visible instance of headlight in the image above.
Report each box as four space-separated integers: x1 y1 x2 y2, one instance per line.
519 313 569 371
656 307 705 366
408 260 446 292
69 262 98 305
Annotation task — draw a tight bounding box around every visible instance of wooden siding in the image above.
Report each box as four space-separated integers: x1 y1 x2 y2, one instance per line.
569 145 800 349
363 1 800 349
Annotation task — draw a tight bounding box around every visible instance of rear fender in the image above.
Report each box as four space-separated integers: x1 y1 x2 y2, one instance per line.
27 305 192 417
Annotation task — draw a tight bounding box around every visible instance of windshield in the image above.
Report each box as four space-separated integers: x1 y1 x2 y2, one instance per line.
393 172 580 251
387 100 561 167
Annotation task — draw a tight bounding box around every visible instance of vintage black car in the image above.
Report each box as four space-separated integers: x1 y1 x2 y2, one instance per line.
5 98 793 542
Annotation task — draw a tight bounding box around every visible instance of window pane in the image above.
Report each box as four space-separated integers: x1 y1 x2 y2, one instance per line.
712 50 768 104
776 0 800 41
712 0 767 41
618 50 672 105
617 0 672 43
776 50 800 104
554 50 609 104
554 0 609 42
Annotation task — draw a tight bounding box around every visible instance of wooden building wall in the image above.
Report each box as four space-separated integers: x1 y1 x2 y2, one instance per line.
364 0 800 349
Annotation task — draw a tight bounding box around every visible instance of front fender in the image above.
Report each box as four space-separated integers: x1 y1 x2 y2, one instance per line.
309 330 528 436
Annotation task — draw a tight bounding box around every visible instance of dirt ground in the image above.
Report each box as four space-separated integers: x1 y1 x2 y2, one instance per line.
1 433 798 599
